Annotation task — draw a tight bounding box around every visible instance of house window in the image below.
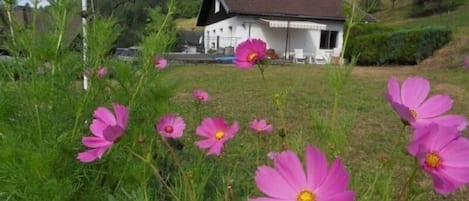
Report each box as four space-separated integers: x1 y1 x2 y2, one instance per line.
215 0 220 13
320 30 338 49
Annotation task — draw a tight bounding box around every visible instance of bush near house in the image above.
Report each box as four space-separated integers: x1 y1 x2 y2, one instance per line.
347 26 452 65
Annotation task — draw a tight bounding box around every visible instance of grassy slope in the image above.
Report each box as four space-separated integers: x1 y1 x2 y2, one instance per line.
175 18 204 31
373 0 469 68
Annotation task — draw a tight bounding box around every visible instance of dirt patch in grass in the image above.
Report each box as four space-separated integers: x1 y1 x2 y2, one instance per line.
419 36 469 69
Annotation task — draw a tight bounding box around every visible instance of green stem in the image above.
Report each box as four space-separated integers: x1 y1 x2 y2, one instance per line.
330 91 339 135
128 70 147 108
385 124 407 167
195 101 202 123
340 0 357 61
397 160 419 201
71 89 91 138
127 148 182 201
160 137 197 201
34 104 42 142
257 64 266 81
5 3 16 46
256 136 260 165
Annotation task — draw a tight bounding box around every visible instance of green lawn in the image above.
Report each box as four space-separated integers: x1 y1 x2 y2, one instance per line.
1 62 469 200
164 64 469 200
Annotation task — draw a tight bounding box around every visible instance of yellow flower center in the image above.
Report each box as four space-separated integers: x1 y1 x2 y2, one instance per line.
297 190 316 201
410 109 418 119
425 152 441 169
247 52 258 62
215 131 225 140
164 126 173 133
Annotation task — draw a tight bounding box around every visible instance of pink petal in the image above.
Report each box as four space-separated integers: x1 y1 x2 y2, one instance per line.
234 61 255 69
195 138 216 149
207 141 224 156
196 118 218 137
441 139 469 166
392 102 414 122
427 124 459 152
89 119 107 137
315 159 350 196
113 104 128 128
273 150 307 190
322 191 355 201
102 125 124 142
93 107 117 126
386 77 401 103
430 171 461 195
264 124 273 133
249 198 289 201
305 145 328 189
414 115 468 131
254 166 297 199
440 166 469 184
77 147 108 163
408 125 435 156
401 77 430 109
212 117 228 131
196 125 214 138
225 121 239 138
82 136 112 148
417 95 453 118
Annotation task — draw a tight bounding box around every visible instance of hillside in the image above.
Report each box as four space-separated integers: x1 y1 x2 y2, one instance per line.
373 0 469 68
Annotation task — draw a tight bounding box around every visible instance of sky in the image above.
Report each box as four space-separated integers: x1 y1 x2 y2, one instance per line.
16 0 50 7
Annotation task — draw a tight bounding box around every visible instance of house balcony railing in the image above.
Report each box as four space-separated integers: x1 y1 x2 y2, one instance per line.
204 36 242 49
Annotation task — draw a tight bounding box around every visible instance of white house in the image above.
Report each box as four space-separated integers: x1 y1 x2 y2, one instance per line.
196 0 346 63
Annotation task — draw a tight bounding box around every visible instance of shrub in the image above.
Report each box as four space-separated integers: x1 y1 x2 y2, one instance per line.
347 26 452 65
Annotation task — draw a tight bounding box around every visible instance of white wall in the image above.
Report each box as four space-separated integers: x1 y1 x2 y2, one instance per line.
203 16 344 60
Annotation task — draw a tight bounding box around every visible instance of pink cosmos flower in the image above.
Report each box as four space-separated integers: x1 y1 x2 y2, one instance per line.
386 76 467 130
193 89 209 102
155 114 186 139
97 67 108 78
77 104 129 163
234 38 267 69
195 117 239 156
249 145 355 201
250 119 273 134
408 123 469 194
154 55 168 69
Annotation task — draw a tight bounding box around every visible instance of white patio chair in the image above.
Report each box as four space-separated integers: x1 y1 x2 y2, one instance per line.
293 49 305 64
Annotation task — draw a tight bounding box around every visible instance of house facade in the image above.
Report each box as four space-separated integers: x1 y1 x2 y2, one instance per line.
197 0 346 63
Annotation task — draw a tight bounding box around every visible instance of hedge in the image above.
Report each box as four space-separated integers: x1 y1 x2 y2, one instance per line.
346 26 452 65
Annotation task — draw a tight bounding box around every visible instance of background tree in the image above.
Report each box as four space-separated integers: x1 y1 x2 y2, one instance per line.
359 0 382 13
410 0 464 17
90 0 170 48
173 0 200 18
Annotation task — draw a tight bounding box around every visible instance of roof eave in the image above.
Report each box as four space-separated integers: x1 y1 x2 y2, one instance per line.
232 12 346 22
